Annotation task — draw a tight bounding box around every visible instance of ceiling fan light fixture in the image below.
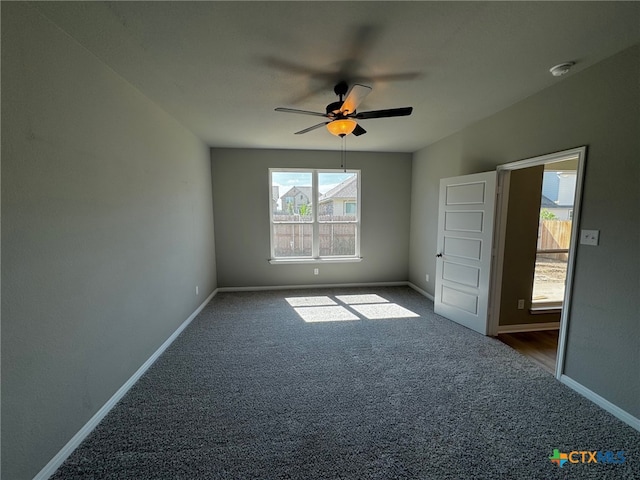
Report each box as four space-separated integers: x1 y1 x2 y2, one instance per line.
327 118 357 137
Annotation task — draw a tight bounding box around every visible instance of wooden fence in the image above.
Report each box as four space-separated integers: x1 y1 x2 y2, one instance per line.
272 215 356 257
318 223 356 256
538 220 572 260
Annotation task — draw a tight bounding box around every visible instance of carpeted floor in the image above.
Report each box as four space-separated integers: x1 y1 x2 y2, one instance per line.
52 286 640 479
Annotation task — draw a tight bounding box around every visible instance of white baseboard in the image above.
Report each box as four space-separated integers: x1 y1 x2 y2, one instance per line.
497 322 560 334
407 282 434 301
217 282 435 302
33 289 218 480
217 281 409 292
560 375 640 433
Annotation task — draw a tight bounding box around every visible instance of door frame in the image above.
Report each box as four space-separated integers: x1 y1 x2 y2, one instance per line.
488 146 587 379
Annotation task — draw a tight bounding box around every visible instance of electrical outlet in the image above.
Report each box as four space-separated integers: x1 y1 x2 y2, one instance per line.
313 268 319 275
425 274 430 282
517 299 525 310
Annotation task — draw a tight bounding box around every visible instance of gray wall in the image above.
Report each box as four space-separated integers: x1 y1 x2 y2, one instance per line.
2 3 638 477
409 45 639 417
1 4 217 479
211 148 412 288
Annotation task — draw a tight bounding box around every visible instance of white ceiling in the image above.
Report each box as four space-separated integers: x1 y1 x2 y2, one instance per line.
34 1 640 153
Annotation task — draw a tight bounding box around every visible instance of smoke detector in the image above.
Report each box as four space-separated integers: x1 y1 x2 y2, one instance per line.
549 62 575 77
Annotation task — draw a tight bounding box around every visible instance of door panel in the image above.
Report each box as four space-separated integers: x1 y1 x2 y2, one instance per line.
442 262 480 287
441 285 479 314
435 171 497 334
443 237 482 259
444 211 484 232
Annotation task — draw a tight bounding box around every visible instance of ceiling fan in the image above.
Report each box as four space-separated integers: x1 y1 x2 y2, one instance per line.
275 81 413 137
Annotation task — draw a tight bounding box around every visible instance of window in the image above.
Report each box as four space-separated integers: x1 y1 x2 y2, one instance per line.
270 169 360 261
532 170 575 306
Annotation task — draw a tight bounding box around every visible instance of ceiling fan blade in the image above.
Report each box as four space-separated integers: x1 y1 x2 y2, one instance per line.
340 84 372 115
353 124 367 136
366 72 423 82
354 107 413 119
264 57 330 77
275 107 328 117
294 122 330 135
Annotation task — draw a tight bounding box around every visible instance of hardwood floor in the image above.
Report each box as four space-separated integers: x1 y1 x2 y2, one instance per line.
497 330 559 374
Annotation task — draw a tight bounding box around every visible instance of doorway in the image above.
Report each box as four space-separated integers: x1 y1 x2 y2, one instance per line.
489 147 586 378
532 162 577 309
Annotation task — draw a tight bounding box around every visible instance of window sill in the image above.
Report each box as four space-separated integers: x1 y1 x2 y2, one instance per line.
530 302 563 315
269 257 363 265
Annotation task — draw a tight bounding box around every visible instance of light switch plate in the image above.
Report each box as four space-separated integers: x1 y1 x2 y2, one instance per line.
580 229 599 246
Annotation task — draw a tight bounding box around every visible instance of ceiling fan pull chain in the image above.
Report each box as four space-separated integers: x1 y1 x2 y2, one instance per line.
341 136 347 172
345 136 347 172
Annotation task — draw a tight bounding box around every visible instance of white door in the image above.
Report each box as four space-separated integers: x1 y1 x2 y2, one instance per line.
434 171 497 335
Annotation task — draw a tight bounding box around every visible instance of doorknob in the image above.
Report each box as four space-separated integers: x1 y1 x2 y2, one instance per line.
436 253 443 258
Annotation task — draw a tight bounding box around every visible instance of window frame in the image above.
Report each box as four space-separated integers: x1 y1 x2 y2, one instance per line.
269 168 361 264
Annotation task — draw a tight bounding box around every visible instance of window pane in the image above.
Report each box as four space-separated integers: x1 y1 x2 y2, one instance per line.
532 252 567 304
318 172 357 222
270 169 360 260
271 171 313 221
532 170 575 304
273 224 312 257
319 223 356 256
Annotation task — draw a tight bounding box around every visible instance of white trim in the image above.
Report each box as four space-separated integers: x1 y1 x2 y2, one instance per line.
268 257 362 265
217 281 435 302
269 168 361 261
496 147 586 171
487 170 511 336
407 282 435 301
216 281 409 293
497 322 560 334
33 289 218 480
560 375 640 433
529 305 562 314
312 170 320 258
554 148 586 378
489 146 587 380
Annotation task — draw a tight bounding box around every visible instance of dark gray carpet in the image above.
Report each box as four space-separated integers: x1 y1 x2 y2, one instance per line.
52 286 640 479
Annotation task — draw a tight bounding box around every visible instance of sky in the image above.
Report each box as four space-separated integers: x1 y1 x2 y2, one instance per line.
271 171 354 195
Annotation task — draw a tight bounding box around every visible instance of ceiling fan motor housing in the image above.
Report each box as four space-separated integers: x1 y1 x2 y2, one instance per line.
326 101 344 116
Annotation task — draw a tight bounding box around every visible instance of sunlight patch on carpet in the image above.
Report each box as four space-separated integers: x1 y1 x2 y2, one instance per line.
287 294 420 322
350 303 420 319
335 294 388 304
285 296 337 307
293 305 359 322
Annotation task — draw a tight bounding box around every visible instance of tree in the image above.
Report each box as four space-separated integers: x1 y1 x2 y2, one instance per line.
298 203 310 216
540 208 557 220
